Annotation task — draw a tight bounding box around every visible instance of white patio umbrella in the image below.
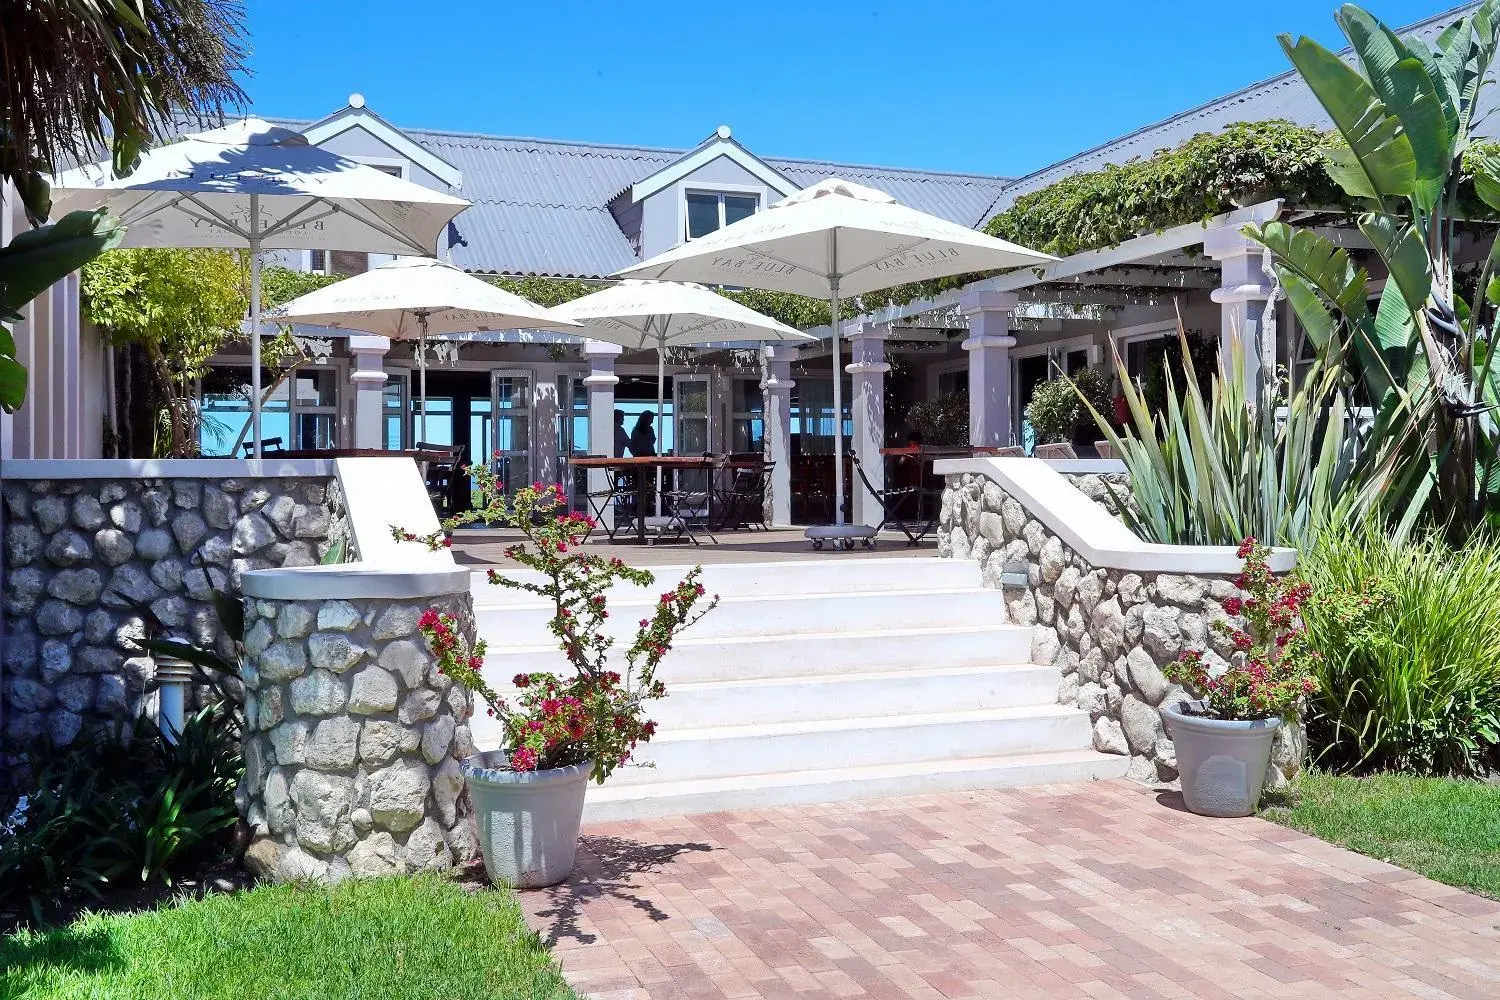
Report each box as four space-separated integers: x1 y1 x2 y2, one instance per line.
617 178 1056 526
267 256 581 442
551 279 816 512
48 118 470 456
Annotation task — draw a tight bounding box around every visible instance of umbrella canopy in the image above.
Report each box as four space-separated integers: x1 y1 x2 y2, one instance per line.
552 280 816 514
48 118 470 456
549 279 813 350
616 177 1056 525
269 256 581 441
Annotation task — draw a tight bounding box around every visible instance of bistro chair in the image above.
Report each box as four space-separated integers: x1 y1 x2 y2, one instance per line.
714 461 773 531
581 462 638 542
655 456 719 546
241 436 285 457
851 450 937 546
417 442 465 516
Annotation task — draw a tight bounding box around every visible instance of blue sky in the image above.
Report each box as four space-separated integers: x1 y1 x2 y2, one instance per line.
242 0 1444 179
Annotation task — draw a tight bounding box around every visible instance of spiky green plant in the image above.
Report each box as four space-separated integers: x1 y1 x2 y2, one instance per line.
1075 323 1358 548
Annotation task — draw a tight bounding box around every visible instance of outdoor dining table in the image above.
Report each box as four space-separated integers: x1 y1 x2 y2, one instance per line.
276 448 453 463
569 455 715 545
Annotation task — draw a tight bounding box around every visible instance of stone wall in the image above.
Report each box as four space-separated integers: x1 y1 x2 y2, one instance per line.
938 471 1301 788
238 589 477 882
2 474 348 747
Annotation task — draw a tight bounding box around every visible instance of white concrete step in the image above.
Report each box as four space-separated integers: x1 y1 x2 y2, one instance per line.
474 587 1008 646
582 749 1131 821
639 664 1061 728
606 705 1091 786
472 623 1032 685
468 557 981 605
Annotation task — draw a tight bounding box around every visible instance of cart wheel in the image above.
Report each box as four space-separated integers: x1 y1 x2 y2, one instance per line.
842 538 856 551
863 537 876 550
812 539 824 551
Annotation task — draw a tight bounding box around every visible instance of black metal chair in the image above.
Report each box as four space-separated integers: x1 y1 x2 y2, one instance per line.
714 461 772 531
656 457 718 546
241 436 285 456
851 450 937 546
581 463 638 542
417 442 465 517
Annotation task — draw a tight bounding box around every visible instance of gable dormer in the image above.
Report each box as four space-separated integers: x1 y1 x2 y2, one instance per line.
301 94 462 193
627 126 801 259
294 94 464 275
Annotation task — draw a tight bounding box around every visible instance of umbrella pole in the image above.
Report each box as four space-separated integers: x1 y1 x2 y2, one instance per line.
249 193 263 460
655 326 666 518
418 313 429 445
829 273 844 525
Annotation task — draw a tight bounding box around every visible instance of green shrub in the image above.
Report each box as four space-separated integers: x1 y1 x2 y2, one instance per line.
905 391 969 446
1299 524 1500 777
0 705 241 924
1025 366 1111 444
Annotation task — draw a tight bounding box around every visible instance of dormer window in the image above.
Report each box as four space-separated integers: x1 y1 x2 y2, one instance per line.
685 191 758 240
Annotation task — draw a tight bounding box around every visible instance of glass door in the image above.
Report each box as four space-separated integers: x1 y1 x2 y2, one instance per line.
555 373 589 510
674 374 712 495
490 370 532 499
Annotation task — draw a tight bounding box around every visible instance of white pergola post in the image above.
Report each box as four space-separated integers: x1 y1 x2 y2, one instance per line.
348 335 391 449
1205 227 1276 399
960 290 1019 447
761 344 796 527
846 323 889 526
583 340 623 530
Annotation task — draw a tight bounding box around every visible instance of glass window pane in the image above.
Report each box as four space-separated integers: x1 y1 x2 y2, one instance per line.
296 414 337 450
678 380 709 414
294 370 336 407
724 195 757 226
686 193 720 239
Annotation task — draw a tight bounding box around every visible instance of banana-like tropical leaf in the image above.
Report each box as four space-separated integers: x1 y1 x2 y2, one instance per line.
0 209 124 316
1339 7 1453 209
1358 214 1431 317
1279 32 1416 201
1469 147 1500 212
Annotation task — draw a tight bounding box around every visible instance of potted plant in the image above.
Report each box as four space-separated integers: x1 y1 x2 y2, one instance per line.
1161 538 1318 817
395 467 716 887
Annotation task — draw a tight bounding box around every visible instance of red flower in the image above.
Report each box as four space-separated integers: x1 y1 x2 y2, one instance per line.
418 609 440 629
513 673 531 687
1237 537 1258 558
1222 597 1243 616
510 746 539 771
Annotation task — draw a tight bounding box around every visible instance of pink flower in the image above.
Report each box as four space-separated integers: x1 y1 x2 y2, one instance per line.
1223 597 1243 616
510 746 539 771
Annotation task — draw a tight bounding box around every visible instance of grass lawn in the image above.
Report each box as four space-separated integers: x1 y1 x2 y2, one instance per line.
1261 771 1500 899
0 874 577 1000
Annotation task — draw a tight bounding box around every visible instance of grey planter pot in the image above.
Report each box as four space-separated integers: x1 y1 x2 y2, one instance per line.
461 752 592 889
1161 702 1279 818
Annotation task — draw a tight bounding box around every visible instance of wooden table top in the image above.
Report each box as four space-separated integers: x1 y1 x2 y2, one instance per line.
569 455 714 469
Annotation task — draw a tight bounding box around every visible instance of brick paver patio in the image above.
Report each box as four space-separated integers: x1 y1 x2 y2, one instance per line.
519 779 1500 1000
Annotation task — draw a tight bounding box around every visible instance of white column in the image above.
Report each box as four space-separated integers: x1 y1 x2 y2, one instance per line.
846 324 889 526
1205 227 1276 400
761 344 796 527
582 341 622 530
348 335 390 449
960 290 1019 448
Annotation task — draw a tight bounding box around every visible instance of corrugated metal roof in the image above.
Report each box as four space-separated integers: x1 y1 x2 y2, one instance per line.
980 3 1491 222
392 127 1009 277
446 201 637 278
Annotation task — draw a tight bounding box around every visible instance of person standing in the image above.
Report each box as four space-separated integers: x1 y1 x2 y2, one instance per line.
629 411 657 457
613 409 630 457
